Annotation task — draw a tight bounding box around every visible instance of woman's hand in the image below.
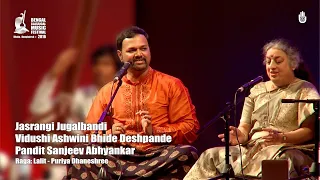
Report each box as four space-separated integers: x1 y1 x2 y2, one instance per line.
262 128 284 145
218 126 247 145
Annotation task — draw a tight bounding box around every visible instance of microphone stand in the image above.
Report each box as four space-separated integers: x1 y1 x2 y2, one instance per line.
197 85 253 180
94 79 123 180
197 98 245 136
94 80 123 135
281 99 320 178
217 102 235 180
197 100 245 180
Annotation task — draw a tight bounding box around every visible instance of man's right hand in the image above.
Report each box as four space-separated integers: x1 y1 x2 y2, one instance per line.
49 48 78 78
218 126 247 145
112 123 126 135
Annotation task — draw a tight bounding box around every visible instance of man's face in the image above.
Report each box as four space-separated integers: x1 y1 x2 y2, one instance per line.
92 54 118 87
117 34 151 72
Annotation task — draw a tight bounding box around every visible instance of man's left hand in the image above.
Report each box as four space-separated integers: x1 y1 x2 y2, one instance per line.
136 110 153 135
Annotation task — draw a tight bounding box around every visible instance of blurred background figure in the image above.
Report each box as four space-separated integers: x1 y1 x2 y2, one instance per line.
28 45 121 124
9 45 121 180
1 1 134 179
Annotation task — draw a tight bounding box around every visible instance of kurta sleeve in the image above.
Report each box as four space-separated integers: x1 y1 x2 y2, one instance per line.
152 79 200 145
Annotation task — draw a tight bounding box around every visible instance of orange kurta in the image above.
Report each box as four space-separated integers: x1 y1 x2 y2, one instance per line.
86 67 199 151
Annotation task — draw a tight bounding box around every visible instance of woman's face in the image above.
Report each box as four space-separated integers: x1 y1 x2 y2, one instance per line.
265 48 295 86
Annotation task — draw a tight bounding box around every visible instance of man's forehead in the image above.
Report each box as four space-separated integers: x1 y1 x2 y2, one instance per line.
122 35 148 47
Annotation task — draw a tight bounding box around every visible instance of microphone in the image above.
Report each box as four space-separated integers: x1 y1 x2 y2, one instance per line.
113 62 132 82
237 76 263 92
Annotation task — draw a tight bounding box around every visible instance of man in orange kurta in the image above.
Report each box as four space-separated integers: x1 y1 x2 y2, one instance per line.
87 66 199 151
66 26 199 180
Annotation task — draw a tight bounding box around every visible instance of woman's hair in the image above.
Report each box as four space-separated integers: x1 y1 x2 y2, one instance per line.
262 38 314 83
262 38 302 69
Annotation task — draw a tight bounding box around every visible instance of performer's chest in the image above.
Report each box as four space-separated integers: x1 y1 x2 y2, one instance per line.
112 83 170 121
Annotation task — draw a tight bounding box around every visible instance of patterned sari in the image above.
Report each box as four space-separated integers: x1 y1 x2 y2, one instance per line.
184 79 320 179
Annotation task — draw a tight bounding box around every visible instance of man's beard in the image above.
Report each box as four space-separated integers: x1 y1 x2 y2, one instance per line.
131 58 148 71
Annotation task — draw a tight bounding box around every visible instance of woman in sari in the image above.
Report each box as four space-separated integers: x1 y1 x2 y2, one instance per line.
184 39 320 179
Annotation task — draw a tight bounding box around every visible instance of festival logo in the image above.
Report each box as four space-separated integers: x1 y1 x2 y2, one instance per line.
13 10 47 39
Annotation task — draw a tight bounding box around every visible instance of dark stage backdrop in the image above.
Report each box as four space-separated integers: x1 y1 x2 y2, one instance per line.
136 0 319 153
